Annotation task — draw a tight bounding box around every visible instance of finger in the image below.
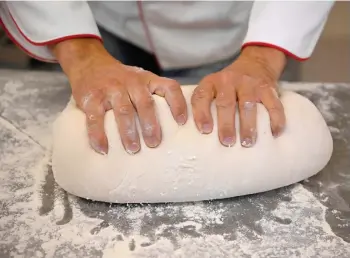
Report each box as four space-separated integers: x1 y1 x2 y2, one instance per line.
81 93 109 155
149 77 188 126
191 80 215 134
108 88 141 154
237 85 257 148
258 84 286 137
128 85 161 148
215 84 237 147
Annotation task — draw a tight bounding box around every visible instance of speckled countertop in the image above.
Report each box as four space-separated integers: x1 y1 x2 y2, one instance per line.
0 69 349 258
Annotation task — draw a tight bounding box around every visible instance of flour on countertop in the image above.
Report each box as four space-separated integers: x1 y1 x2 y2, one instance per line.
281 82 340 122
1 147 350 257
3 151 350 258
1 78 350 257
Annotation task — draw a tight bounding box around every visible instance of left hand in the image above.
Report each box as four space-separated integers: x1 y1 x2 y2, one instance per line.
191 46 287 147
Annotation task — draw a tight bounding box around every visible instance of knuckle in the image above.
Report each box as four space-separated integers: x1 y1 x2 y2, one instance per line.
85 107 104 125
267 100 283 113
238 90 255 100
258 81 273 89
80 93 94 109
216 100 235 109
108 89 123 102
268 105 283 113
139 94 155 109
80 91 103 110
117 103 134 115
241 74 256 83
126 76 140 87
238 99 256 110
241 76 271 91
192 88 211 102
218 72 235 85
87 113 98 123
260 86 280 100
165 80 181 92
216 93 235 108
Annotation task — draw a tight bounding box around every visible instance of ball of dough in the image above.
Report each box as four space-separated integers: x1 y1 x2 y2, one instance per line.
52 86 333 203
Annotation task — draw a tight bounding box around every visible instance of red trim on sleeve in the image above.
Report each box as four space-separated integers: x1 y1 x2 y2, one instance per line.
9 12 102 46
0 10 103 63
242 42 309 62
0 19 55 62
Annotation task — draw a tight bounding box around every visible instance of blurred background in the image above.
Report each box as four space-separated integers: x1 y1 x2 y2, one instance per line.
0 1 348 83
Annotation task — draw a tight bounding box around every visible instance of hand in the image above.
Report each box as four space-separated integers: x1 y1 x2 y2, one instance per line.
191 46 287 147
50 38 187 155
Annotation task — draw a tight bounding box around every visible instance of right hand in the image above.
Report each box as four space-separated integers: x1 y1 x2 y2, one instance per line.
50 38 187 155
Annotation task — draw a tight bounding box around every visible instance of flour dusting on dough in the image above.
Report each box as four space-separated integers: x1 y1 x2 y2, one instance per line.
1 78 350 257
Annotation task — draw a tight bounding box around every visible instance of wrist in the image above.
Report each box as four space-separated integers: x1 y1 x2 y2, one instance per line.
241 45 287 79
49 38 107 77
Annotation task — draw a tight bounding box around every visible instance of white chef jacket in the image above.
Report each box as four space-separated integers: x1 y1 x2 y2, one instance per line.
0 1 334 69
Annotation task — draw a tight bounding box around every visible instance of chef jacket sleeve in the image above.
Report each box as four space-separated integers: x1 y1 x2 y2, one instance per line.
0 1 101 62
242 1 335 60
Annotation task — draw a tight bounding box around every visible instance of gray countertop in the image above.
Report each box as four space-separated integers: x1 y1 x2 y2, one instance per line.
0 69 349 258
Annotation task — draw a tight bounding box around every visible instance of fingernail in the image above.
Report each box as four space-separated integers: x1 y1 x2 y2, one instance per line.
147 137 160 148
126 142 140 154
241 138 254 148
273 131 281 138
200 123 212 134
273 125 285 138
90 140 108 155
223 137 235 147
176 114 186 125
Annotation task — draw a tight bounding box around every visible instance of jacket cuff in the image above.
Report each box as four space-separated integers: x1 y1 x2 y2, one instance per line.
241 1 334 61
0 1 102 62
241 42 308 61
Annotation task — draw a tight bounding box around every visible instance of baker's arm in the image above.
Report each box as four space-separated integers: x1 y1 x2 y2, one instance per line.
242 1 335 61
0 1 101 62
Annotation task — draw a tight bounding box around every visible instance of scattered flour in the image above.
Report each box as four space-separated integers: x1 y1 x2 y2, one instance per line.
281 82 340 122
1 79 350 257
1 146 349 258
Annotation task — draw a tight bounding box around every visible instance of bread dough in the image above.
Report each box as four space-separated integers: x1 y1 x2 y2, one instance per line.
52 86 333 203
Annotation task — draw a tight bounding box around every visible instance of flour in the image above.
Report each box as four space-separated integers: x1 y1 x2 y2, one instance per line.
281 82 340 122
2 151 350 258
309 88 340 123
0 79 60 149
1 78 350 257
101 185 348 258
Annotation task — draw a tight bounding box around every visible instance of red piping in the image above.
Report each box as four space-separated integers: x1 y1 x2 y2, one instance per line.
0 19 55 62
242 42 309 62
137 0 161 68
1 7 103 63
8 12 102 46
